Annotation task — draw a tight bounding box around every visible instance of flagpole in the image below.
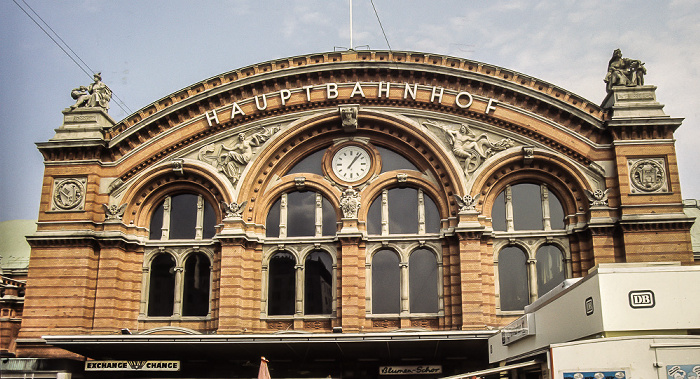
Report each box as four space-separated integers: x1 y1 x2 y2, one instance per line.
349 0 353 49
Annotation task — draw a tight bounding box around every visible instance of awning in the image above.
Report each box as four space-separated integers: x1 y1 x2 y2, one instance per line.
439 359 541 379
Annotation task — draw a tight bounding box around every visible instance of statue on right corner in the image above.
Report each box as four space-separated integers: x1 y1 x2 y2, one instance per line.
604 49 646 93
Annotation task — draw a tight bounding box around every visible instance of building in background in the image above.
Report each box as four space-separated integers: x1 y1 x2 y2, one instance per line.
3 50 698 378
0 219 32 357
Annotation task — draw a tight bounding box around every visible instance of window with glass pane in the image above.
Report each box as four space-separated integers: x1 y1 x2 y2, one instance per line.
149 193 217 240
286 148 326 176
287 192 316 237
304 251 333 315
268 252 296 315
182 252 211 316
389 188 419 234
498 246 529 312
492 183 566 232
409 249 438 313
372 250 400 314
266 198 281 237
536 245 565 296
377 146 420 172
148 254 176 317
265 192 336 238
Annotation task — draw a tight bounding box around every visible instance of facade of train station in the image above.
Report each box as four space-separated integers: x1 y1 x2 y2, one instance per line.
3 50 697 378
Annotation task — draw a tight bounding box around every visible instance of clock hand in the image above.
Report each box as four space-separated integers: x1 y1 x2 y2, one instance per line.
347 153 362 169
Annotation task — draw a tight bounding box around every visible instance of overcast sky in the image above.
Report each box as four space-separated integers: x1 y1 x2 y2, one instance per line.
2 0 699 221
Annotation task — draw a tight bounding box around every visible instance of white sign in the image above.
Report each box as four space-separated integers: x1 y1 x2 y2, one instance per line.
501 313 536 345
379 365 443 375
85 360 180 371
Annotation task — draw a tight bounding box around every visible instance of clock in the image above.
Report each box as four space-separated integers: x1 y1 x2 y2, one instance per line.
332 145 371 182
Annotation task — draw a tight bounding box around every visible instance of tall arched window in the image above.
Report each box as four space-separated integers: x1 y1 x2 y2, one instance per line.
149 193 216 240
304 250 333 315
492 183 570 311
371 250 401 314
498 246 529 312
183 252 211 316
268 251 296 316
148 253 176 317
409 249 439 314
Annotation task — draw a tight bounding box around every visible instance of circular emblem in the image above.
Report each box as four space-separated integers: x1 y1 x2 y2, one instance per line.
54 178 84 210
630 159 666 192
332 145 371 183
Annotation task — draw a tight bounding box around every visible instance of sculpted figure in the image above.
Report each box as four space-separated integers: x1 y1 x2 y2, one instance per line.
438 122 514 177
198 126 280 185
70 72 112 110
340 186 361 219
604 49 646 92
221 200 247 219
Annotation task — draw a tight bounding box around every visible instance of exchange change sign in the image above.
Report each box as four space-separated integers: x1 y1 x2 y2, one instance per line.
85 360 180 371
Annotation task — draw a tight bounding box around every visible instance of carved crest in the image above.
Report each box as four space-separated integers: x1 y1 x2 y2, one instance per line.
340 186 361 219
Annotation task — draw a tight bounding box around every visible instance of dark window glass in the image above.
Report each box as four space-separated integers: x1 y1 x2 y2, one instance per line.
148 254 176 317
170 194 198 239
498 246 529 311
536 245 566 296
149 202 164 240
203 200 217 239
492 191 506 231
367 195 382 235
286 148 326 176
389 188 418 234
322 196 336 236
372 250 400 314
512 184 543 231
268 252 296 315
183 253 211 316
377 146 420 172
266 198 281 237
287 192 316 237
409 249 438 313
548 192 565 230
424 194 440 233
304 251 333 314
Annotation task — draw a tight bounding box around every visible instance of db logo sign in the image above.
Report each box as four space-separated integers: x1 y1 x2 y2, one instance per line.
629 290 655 308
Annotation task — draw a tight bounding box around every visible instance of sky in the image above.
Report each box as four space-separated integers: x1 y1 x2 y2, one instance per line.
1 0 699 222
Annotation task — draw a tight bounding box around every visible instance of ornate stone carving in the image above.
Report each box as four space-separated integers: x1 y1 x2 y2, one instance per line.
629 158 667 193
585 189 610 207
425 120 515 177
103 203 127 221
340 186 361 219
396 173 408 183
171 158 184 176
221 201 247 219
454 193 480 212
339 105 359 132
52 178 86 211
522 146 535 162
69 72 112 111
198 126 280 185
604 49 646 93
294 177 306 190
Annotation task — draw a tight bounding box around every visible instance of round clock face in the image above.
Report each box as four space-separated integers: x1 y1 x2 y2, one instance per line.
332 145 371 182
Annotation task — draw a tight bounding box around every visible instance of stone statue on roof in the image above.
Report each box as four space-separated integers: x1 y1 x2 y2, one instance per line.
604 49 646 93
69 72 112 111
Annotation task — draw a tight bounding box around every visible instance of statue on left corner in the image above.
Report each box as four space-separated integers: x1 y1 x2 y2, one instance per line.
69 72 112 111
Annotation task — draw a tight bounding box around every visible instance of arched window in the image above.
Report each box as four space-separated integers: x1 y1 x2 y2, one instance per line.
376 146 420 173
498 246 529 312
286 149 326 176
409 249 438 314
371 250 401 314
149 193 216 240
367 188 440 235
268 251 296 316
266 192 336 238
492 183 570 311
148 253 176 317
183 252 211 316
304 250 333 315
536 244 566 296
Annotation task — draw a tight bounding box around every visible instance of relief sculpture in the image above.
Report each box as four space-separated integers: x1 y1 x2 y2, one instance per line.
424 120 515 178
198 126 280 185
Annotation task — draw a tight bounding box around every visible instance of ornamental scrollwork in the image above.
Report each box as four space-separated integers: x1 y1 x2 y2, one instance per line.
103 203 127 222
221 200 247 219
198 126 280 185
584 189 610 207
424 120 515 178
340 186 361 219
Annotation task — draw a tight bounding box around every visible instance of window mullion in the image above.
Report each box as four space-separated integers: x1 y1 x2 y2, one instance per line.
195 195 204 239
161 196 172 240
400 260 409 314
527 257 537 304
295 264 304 315
381 189 389 236
418 189 426 234
505 186 514 232
173 266 184 317
280 193 288 238
541 185 551 231
315 193 323 237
